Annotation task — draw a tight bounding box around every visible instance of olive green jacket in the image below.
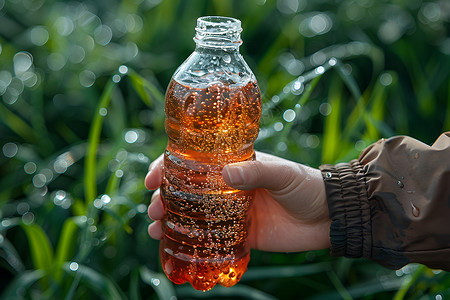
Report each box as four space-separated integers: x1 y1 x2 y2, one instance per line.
320 132 450 271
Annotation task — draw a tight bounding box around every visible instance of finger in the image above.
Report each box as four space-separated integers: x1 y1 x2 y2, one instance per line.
148 189 165 221
145 154 164 190
222 160 307 192
148 221 164 240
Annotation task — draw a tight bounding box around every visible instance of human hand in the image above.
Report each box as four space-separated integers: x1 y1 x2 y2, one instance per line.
145 151 331 253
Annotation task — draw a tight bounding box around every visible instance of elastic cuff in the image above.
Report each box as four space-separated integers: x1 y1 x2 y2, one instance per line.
319 160 372 259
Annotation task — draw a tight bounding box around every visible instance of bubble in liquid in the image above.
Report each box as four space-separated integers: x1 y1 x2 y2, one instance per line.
222 54 231 63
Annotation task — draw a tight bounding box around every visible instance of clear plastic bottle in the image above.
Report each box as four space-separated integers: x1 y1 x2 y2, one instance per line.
160 16 261 291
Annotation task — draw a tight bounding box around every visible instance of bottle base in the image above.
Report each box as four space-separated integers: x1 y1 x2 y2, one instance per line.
160 243 250 291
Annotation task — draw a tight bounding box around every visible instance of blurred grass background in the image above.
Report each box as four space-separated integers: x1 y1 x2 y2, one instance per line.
0 0 449 299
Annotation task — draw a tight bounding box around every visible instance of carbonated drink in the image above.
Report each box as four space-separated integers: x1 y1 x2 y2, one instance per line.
160 16 261 291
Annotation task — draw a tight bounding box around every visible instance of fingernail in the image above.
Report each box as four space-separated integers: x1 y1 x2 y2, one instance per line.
224 165 245 186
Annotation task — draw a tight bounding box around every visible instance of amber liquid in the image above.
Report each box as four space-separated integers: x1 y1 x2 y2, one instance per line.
161 78 261 291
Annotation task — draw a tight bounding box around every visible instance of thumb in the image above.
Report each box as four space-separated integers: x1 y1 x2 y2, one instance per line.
222 160 302 191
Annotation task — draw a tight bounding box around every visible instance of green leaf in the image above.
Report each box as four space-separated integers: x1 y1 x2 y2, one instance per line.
276 75 322 149
394 265 427 300
21 223 54 272
140 266 176 300
63 263 127 300
326 270 353 300
84 79 115 204
0 102 37 143
128 70 165 107
241 262 329 281
54 218 78 281
322 76 342 164
0 270 45 300
0 237 25 273
129 268 141 300
176 284 278 300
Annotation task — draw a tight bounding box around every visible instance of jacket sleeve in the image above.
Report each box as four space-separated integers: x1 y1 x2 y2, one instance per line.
319 132 450 271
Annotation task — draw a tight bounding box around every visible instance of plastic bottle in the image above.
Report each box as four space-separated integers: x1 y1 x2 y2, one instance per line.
160 16 261 291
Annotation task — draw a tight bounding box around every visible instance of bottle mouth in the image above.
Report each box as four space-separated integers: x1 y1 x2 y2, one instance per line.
194 16 243 48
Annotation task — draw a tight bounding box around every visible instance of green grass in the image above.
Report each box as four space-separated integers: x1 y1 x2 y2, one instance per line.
0 0 449 299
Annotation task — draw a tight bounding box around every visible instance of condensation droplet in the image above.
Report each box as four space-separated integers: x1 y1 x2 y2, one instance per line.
17 202 30 215
2 142 18 158
124 130 138 143
410 201 420 217
14 51 33 76
291 80 304 95
101 194 111 204
69 262 79 271
283 109 296 122
119 65 128 74
79 70 96 87
94 25 113 46
315 66 325 74
22 212 34 224
99 107 108 116
319 103 332 116
380 72 393 86
151 278 160 286
32 174 46 188
30 26 49 46
112 74 121 83
115 169 123 178
273 122 283 131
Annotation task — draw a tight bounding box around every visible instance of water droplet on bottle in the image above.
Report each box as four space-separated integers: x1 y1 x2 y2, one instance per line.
410 201 420 217
397 180 404 188
223 54 231 63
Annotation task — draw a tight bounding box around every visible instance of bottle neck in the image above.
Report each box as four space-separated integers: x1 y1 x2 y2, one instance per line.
194 16 242 50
